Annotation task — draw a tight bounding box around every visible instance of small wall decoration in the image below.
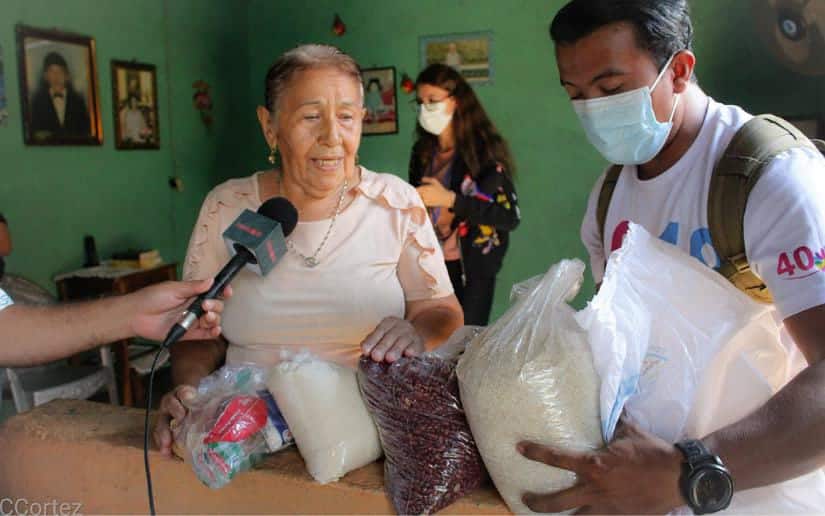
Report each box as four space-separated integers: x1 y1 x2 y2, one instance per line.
400 72 415 94
0 45 7 126
361 66 398 136
332 13 347 36
192 80 213 127
420 31 494 85
16 24 103 145
111 60 159 150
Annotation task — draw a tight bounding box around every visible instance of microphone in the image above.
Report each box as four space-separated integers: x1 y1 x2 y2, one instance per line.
161 197 298 348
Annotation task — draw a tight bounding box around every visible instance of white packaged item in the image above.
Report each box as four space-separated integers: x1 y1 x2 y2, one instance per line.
576 223 825 513
457 259 604 514
266 355 382 484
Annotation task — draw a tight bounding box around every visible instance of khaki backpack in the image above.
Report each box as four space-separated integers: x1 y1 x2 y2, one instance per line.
596 114 825 304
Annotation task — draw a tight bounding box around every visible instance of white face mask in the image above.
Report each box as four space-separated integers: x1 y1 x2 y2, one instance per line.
572 54 680 165
418 101 453 135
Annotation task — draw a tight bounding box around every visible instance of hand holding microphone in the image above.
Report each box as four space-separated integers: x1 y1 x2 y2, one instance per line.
161 197 299 348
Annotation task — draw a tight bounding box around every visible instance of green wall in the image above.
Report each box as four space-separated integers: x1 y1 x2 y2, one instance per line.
1 0 822 320
0 0 249 292
245 0 823 318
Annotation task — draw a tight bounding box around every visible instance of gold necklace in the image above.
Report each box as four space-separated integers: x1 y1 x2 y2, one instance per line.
286 178 349 268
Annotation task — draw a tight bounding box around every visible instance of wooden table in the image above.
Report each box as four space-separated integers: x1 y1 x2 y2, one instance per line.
54 262 178 407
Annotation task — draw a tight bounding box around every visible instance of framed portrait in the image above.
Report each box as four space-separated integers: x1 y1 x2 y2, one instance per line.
420 31 494 85
785 115 824 140
15 24 102 145
111 60 160 150
0 45 8 126
361 66 398 136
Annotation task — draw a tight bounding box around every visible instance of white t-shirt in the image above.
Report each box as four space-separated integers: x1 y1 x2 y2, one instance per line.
581 98 825 320
0 287 12 311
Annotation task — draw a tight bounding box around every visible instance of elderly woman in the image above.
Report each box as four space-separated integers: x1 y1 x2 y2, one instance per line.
154 44 463 453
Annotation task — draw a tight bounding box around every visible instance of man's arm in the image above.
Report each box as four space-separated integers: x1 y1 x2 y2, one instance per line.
0 279 228 368
703 304 825 489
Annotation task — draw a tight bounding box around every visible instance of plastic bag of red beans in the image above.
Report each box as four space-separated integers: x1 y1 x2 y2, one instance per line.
358 354 486 515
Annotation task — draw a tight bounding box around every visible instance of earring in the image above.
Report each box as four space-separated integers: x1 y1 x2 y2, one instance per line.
267 147 277 165
355 154 360 166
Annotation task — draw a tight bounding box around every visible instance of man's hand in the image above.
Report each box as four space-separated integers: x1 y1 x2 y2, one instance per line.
128 279 232 342
361 316 426 362
518 418 684 514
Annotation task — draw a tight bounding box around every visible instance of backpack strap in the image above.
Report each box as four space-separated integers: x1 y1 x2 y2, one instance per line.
708 114 817 304
596 164 624 245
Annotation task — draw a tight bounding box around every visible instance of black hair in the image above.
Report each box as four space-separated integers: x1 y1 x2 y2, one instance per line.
549 0 693 70
42 51 69 73
366 78 381 90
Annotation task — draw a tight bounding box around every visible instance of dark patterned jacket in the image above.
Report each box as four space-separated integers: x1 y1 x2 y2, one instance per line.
409 150 520 281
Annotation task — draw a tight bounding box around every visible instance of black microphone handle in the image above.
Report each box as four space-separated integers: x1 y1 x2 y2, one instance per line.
184 246 254 318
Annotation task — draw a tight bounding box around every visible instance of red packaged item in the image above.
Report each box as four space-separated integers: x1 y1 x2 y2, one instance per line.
204 396 268 444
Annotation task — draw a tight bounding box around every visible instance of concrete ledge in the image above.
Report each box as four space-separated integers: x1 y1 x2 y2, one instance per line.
0 400 508 514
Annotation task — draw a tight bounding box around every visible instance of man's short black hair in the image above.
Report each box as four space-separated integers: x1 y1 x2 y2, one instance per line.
549 0 694 70
42 52 69 73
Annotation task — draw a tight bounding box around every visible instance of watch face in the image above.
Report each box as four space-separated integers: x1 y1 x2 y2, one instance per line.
691 468 733 512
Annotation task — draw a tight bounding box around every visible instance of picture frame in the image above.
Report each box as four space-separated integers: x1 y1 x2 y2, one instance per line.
0 44 8 126
361 66 398 136
15 24 103 145
419 31 494 85
111 60 160 150
784 115 824 140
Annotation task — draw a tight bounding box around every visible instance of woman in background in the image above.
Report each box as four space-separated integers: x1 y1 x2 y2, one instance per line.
409 63 519 326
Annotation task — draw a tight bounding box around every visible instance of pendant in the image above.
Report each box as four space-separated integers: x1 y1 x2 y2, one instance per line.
304 256 320 268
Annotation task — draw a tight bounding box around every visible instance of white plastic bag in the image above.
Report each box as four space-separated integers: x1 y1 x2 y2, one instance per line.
576 223 825 512
457 260 604 514
266 354 382 484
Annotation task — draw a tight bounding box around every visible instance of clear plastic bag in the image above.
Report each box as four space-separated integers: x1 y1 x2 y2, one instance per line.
357 348 486 516
456 260 604 514
266 353 382 484
173 365 293 489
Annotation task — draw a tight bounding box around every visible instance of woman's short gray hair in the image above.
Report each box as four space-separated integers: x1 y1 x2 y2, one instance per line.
264 44 363 113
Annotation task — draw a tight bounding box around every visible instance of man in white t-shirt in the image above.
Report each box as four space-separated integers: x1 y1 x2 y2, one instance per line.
0 280 228 367
516 0 825 514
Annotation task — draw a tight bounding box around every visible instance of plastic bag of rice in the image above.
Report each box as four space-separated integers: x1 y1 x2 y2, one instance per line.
266 354 382 484
358 353 486 515
456 259 604 514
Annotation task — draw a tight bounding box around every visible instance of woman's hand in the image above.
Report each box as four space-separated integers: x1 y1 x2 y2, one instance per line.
360 316 426 362
153 384 197 457
416 177 457 208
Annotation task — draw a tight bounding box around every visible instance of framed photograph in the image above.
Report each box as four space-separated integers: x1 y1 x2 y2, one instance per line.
361 66 398 136
785 115 824 140
111 60 160 149
15 24 102 145
420 31 494 85
0 45 8 126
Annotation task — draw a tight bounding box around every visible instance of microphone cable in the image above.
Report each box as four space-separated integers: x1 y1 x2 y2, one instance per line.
144 335 174 515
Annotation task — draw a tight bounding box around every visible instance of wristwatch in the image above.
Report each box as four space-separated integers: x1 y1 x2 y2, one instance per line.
675 439 734 514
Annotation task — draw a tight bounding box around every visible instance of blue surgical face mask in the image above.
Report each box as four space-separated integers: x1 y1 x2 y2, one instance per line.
572 54 680 165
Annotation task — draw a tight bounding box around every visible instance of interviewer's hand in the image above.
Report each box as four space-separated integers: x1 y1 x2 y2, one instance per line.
128 279 233 342
153 384 197 457
361 316 426 363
